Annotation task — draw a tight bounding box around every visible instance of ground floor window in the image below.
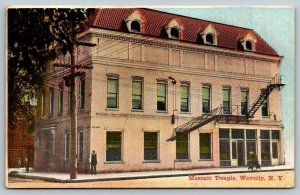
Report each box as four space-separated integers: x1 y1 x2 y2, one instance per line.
144 132 158 161
65 132 69 161
106 131 122 162
199 133 211 160
176 132 189 160
78 131 84 162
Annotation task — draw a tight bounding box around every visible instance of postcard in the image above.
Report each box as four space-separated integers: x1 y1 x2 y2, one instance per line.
6 6 295 188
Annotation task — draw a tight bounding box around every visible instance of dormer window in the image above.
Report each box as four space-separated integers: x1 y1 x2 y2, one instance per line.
170 27 179 39
246 41 253 50
200 24 217 45
165 18 183 40
131 20 141 33
239 33 257 51
206 33 214 45
124 10 144 34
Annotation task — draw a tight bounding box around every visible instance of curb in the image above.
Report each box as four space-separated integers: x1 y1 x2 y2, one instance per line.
8 168 294 183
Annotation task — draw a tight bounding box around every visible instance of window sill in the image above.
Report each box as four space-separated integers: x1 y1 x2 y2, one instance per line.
198 159 214 161
142 160 161 163
78 108 85 112
261 116 270 119
180 112 191 115
106 108 119 111
131 109 144 112
57 113 63 116
174 159 191 162
156 110 168 113
104 161 123 164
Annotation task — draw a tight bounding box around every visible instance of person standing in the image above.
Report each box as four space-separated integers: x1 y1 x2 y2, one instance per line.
90 150 98 175
25 157 29 173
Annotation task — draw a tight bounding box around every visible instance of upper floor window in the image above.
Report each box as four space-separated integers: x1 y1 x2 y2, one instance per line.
239 33 257 51
241 90 249 115
157 81 167 111
200 24 217 45
40 90 46 117
107 74 119 109
165 18 183 40
262 97 269 117
132 77 143 110
79 79 85 110
206 33 214 45
246 41 253 50
222 87 231 114
202 86 211 114
170 27 179 39
180 83 190 112
131 20 141 33
124 10 144 34
58 83 64 114
49 87 54 117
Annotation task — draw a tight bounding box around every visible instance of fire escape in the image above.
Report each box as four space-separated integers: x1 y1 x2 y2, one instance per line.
167 75 285 141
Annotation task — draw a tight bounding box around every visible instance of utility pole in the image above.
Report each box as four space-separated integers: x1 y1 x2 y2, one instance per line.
53 38 95 180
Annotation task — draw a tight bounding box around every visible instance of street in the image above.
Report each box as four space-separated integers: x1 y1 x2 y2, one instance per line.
7 170 294 188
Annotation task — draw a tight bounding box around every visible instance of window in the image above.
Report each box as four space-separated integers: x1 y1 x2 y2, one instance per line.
202 87 211 114
49 87 54 117
241 90 248 115
131 20 141 33
222 88 231 114
199 133 211 160
176 132 189 160
180 84 189 112
246 129 257 165
78 131 84 162
132 78 143 110
206 33 214 44
170 27 179 39
65 132 70 161
79 79 85 110
272 130 279 159
219 129 230 166
232 129 244 139
261 130 271 166
58 83 64 114
107 76 118 108
246 41 253 50
41 90 46 117
261 97 269 117
106 132 122 162
157 82 167 111
144 132 158 161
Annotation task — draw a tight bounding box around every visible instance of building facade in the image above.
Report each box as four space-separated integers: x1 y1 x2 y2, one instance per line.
34 8 284 173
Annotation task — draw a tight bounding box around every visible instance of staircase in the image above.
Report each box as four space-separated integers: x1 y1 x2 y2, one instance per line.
167 106 222 141
167 75 284 141
247 75 284 118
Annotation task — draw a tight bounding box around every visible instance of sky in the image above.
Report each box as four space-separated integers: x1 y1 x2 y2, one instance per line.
156 7 295 166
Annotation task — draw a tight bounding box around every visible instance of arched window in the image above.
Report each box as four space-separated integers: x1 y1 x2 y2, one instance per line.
170 27 179 39
131 20 141 33
246 41 253 50
206 33 214 45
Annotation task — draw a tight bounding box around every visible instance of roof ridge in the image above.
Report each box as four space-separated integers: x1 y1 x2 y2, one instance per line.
141 8 253 31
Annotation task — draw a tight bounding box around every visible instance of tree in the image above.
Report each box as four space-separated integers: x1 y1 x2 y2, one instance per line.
8 8 94 179
7 8 93 129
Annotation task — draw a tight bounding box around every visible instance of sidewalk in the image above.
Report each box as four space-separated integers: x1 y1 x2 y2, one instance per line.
8 165 293 183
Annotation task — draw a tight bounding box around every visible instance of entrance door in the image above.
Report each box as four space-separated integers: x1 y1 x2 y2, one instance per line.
231 140 245 166
237 141 244 166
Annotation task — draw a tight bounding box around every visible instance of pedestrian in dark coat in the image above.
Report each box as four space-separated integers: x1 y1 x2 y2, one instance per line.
248 152 260 171
90 150 98 175
25 157 29 173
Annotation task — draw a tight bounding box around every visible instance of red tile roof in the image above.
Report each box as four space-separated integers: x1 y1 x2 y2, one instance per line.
88 8 278 56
